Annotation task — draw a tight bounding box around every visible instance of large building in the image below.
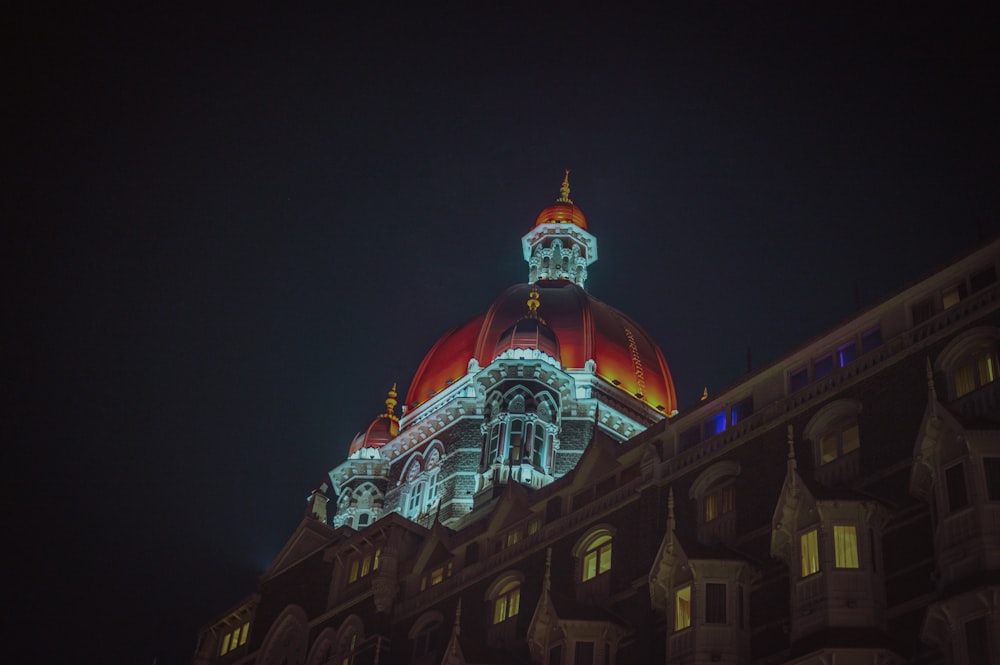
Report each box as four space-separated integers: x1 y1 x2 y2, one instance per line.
194 178 1000 665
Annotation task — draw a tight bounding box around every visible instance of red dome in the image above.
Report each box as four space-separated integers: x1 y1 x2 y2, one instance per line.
348 415 397 455
534 202 588 230
405 281 677 415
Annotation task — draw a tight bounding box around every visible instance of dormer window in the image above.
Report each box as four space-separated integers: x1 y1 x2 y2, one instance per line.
819 423 859 464
935 327 1000 404
581 533 612 581
420 561 453 591
492 579 521 624
690 461 740 545
704 483 735 522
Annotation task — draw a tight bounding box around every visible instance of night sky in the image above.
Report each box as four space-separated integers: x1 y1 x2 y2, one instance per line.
8 3 999 664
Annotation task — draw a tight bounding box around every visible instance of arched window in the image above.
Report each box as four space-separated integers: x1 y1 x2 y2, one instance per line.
493 579 521 624
334 616 364 665
408 611 444 662
258 605 308 665
690 461 740 544
936 327 1000 400
573 527 615 582
804 399 863 485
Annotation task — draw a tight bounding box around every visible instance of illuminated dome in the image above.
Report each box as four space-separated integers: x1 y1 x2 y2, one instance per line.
533 171 588 229
347 386 400 455
405 280 677 415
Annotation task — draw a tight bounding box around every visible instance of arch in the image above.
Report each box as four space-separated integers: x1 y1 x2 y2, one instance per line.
935 326 1000 399
689 460 742 499
258 605 308 665
484 570 526 600
935 326 1000 372
305 627 337 665
573 524 616 582
402 457 423 483
486 571 524 626
425 440 445 468
408 610 445 638
803 399 863 442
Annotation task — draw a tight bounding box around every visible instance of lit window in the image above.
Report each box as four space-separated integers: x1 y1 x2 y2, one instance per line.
837 340 857 367
582 534 612 581
952 348 999 398
703 411 727 438
675 585 691 630
834 525 859 568
703 483 735 522
493 580 521 624
349 548 381 583
527 519 541 536
420 562 453 591
942 283 968 309
505 529 522 548
818 423 860 465
219 622 249 656
800 529 820 577
705 583 726 624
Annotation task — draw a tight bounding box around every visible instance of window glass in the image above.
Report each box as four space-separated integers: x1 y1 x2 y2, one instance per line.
573 641 594 665
800 529 820 577
965 617 990 664
789 366 809 392
703 411 727 438
912 298 935 325
984 458 1000 501
942 283 967 309
861 327 883 353
834 525 859 568
675 585 692 630
837 341 857 367
946 463 969 512
814 354 834 379
582 534 612 581
493 581 521 624
705 583 726 624
731 396 753 425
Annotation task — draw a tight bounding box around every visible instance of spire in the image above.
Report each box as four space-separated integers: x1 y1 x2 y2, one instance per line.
556 169 573 204
544 547 552 591
453 597 462 639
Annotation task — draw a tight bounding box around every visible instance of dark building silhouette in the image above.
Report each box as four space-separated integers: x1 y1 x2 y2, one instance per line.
194 178 1000 665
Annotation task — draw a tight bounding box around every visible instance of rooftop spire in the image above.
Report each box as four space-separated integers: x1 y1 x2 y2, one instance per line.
556 169 573 204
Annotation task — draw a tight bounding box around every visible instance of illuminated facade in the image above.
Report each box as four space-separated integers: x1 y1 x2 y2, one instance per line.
194 180 1000 665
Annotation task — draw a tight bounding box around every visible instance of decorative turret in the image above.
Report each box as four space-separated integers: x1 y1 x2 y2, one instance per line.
522 171 598 286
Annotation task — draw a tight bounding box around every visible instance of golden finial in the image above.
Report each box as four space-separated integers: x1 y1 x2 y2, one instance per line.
556 169 573 204
701 386 708 401
385 383 398 415
527 285 540 316
384 383 400 435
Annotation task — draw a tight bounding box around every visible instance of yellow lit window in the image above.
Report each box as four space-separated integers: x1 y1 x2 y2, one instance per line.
582 534 612 581
954 348 1000 398
493 581 521 624
820 424 860 464
834 525 859 568
675 585 692 631
421 561 453 590
800 529 820 577
506 529 521 548
349 548 381 583
704 484 735 522
527 519 541 536
219 623 248 656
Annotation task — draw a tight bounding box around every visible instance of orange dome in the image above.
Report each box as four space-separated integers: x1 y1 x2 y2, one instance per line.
534 202 588 230
405 281 677 415
348 415 396 455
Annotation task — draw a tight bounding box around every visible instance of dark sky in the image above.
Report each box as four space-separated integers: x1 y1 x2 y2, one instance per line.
8 3 999 664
